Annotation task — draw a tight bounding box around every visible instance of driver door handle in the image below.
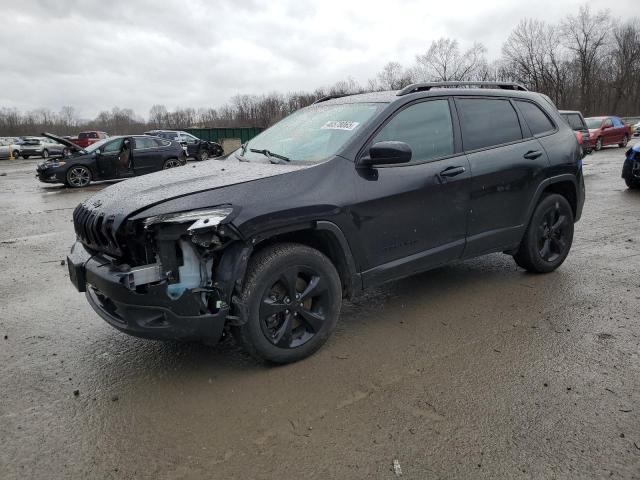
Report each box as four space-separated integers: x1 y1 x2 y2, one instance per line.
439 166 466 177
523 150 542 160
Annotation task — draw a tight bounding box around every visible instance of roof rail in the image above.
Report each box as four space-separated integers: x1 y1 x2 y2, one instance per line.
397 81 528 96
312 94 348 104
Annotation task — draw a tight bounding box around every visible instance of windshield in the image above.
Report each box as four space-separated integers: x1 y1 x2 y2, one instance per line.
239 102 385 162
83 138 113 153
585 118 604 129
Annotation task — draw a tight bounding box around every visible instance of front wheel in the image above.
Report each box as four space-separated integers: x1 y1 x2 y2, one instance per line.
513 194 574 273
42 149 49 159
233 243 342 364
66 165 92 188
595 137 603 151
198 150 209 161
12 150 20 159
619 135 629 148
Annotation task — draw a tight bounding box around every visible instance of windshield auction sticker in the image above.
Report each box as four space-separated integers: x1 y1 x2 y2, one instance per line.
321 121 360 131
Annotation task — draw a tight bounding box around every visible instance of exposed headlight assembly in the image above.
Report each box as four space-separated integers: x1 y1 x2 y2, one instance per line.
143 206 233 232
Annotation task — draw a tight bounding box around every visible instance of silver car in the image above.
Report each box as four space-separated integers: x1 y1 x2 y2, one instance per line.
0 138 21 159
18 136 70 159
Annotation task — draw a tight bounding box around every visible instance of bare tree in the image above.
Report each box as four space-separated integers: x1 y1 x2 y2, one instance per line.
561 5 611 114
375 62 413 90
415 38 487 82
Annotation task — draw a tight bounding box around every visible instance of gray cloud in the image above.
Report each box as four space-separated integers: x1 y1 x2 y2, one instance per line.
0 0 635 119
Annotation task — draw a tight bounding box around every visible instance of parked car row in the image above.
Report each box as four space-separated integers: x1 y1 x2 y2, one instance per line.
36 133 187 187
0 136 71 159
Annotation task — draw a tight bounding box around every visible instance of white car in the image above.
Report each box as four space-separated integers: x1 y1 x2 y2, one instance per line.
633 122 640 137
0 138 21 159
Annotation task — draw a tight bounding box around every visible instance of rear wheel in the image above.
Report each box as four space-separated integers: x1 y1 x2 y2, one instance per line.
595 137 603 151
233 243 342 364
624 177 640 189
619 135 629 148
12 150 20 159
163 158 182 169
514 194 574 273
66 165 92 188
21 154 29 159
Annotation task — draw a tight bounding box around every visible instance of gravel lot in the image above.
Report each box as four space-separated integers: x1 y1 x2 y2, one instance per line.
1 145 639 479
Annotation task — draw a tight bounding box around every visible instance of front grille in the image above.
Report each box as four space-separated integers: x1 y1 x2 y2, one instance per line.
73 203 121 256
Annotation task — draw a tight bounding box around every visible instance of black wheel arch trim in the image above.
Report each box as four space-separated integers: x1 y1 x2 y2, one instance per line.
524 174 581 225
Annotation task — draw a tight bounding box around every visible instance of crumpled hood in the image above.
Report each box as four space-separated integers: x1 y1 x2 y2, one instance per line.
80 157 307 224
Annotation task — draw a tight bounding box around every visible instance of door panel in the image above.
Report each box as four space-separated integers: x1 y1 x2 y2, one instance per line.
354 157 471 286
464 139 549 256
348 98 471 286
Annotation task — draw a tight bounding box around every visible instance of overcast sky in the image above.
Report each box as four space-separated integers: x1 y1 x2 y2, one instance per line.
0 0 635 119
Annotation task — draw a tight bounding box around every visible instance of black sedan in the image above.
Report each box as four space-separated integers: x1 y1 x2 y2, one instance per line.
36 133 186 188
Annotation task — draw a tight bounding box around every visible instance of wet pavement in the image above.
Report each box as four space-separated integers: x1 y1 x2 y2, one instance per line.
1 147 639 479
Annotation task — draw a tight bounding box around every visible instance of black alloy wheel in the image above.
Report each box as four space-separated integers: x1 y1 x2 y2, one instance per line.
66 165 92 188
514 193 574 273
233 243 342 364
537 204 569 263
259 266 330 349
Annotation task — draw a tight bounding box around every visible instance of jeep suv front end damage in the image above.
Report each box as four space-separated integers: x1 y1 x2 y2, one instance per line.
68 204 249 342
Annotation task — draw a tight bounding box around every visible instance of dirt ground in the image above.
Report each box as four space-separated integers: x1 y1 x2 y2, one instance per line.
1 145 639 479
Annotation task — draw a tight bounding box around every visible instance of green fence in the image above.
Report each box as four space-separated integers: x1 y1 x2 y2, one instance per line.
185 127 263 144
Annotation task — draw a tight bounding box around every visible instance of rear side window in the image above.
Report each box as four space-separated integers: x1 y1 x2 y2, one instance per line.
134 137 157 150
457 98 522 151
372 99 454 163
612 117 624 127
564 114 585 131
515 100 555 136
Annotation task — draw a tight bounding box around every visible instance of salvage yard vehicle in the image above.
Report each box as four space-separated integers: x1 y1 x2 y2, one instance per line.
560 110 591 155
145 130 224 160
36 133 186 188
622 143 640 189
72 131 109 149
67 81 585 364
16 137 44 159
585 116 632 151
0 138 21 159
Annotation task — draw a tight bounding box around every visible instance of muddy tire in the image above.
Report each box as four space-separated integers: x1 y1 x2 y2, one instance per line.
514 194 574 273
232 243 342 364
624 177 640 189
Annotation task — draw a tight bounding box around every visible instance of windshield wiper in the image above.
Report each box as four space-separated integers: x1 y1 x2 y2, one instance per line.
249 148 290 163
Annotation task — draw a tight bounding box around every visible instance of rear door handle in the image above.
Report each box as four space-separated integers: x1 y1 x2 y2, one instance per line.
523 150 542 160
439 166 466 177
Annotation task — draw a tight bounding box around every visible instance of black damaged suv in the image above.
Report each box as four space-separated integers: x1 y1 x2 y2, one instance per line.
68 82 585 364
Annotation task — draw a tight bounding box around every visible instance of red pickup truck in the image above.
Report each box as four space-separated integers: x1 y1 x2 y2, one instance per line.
585 116 632 151
72 131 109 149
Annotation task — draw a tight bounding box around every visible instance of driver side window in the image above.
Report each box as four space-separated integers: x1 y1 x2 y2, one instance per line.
372 100 454 163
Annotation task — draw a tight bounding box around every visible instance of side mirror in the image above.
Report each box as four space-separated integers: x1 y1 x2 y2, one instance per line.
359 141 412 167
